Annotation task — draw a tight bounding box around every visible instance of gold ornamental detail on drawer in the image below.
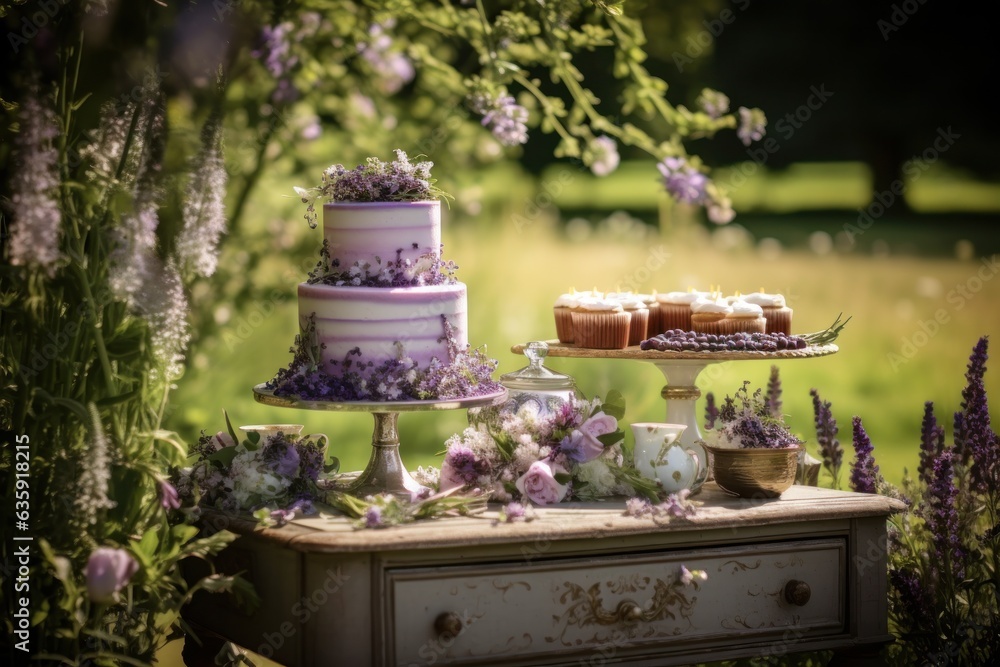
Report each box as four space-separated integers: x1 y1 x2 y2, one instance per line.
546 568 702 645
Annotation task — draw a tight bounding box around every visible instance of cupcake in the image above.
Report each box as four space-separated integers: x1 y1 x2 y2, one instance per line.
654 290 706 333
572 297 631 349
608 293 650 346
743 291 793 334
553 290 584 344
722 300 767 334
690 295 733 335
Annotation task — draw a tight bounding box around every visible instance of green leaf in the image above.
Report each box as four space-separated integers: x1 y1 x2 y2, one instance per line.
554 472 573 484
224 409 240 446
601 389 627 420
324 457 341 474
598 432 623 448
208 446 239 469
243 431 261 451
171 524 200 545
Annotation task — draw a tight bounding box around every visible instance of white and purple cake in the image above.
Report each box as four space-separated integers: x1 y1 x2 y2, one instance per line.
302 200 468 376
269 179 499 402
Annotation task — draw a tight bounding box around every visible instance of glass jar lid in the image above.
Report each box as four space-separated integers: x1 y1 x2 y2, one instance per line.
500 341 577 392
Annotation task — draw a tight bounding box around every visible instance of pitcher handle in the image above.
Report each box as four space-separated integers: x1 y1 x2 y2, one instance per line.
686 440 710 492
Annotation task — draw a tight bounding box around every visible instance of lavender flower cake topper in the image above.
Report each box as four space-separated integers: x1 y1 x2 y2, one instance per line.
294 149 452 228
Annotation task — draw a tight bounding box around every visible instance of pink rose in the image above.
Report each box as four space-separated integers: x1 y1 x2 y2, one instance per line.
580 412 618 439
211 431 236 450
85 547 139 604
515 460 569 505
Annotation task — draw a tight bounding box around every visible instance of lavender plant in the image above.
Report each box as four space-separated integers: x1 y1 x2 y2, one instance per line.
838 338 999 664
1 30 254 667
811 387 844 489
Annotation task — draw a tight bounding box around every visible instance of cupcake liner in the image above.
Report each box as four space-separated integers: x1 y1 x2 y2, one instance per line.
660 304 693 333
720 316 767 335
647 304 664 338
626 309 650 346
763 306 793 335
572 311 631 349
554 307 575 343
691 313 727 335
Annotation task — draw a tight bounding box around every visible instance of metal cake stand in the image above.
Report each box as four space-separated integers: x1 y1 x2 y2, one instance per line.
253 384 507 498
509 341 838 449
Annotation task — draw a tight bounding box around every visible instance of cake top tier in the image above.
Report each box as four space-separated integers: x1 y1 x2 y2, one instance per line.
295 150 452 229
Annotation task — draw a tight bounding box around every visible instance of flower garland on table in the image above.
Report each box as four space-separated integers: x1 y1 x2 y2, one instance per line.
437 390 661 505
174 414 335 526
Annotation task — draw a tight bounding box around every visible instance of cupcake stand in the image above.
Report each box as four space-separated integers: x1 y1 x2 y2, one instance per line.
509 341 838 449
252 384 507 497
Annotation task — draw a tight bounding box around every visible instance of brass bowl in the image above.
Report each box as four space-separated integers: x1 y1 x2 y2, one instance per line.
706 444 802 499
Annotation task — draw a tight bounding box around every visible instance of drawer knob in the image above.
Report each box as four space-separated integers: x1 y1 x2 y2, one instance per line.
784 580 811 606
616 601 644 623
434 611 464 638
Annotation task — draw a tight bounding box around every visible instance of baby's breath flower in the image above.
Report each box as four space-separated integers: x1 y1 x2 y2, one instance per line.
176 117 227 279
7 92 62 275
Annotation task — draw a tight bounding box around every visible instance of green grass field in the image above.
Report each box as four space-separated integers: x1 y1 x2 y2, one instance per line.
167 166 1000 490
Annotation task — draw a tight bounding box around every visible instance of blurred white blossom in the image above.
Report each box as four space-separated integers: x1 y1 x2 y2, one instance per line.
8 92 62 275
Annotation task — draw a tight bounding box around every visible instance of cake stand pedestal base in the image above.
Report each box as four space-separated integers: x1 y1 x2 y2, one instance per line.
348 412 426 498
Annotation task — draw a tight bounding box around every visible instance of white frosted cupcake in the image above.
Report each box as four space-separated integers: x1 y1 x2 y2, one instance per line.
608 293 651 346
553 289 590 344
743 291 793 334
690 295 733 335
571 297 631 349
654 290 706 333
722 300 767 334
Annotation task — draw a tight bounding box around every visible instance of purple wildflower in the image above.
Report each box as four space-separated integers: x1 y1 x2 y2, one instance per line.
917 401 944 486
704 392 719 430
443 445 489 486
363 504 384 528
254 23 298 78
679 564 707 586
957 337 995 492
737 106 767 146
262 436 301 478
470 92 529 146
766 365 782 418
849 416 879 494
697 88 730 119
658 489 696 518
889 567 935 631
923 449 964 581
139 258 190 381
811 388 843 484
157 479 181 510
502 501 528 523
8 91 62 275
588 136 620 177
657 157 708 204
358 22 415 95
624 497 652 517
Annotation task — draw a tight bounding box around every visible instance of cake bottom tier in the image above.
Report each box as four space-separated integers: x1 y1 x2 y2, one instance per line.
298 282 468 376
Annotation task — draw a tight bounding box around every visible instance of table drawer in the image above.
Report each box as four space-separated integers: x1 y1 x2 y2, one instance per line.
385 538 845 666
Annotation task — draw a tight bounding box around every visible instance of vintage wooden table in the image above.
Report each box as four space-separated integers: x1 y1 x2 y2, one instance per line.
182 483 905 666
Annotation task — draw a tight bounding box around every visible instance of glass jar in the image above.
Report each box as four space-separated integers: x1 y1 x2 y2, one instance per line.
499 341 578 416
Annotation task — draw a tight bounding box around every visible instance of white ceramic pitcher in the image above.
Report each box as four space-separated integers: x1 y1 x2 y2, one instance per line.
630 422 708 494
